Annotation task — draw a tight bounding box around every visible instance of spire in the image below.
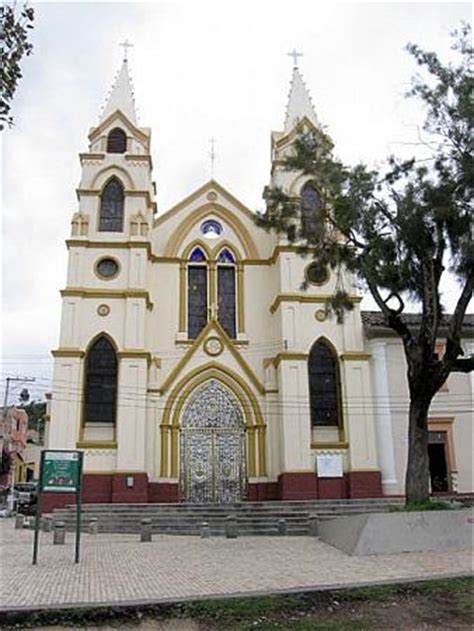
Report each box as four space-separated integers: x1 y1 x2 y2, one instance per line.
100 59 137 125
284 65 319 133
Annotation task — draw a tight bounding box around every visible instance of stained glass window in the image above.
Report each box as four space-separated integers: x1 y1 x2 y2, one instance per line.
201 219 223 239
188 266 208 338
189 247 207 262
301 183 323 236
217 248 235 264
308 340 341 426
84 336 117 424
96 258 119 279
106 128 127 153
99 178 124 232
306 261 328 285
218 266 236 338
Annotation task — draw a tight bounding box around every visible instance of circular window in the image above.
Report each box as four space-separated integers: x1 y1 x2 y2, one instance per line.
95 257 119 279
305 261 329 286
201 219 223 239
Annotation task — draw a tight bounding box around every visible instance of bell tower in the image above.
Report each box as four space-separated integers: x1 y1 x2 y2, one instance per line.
49 52 156 486
265 54 382 500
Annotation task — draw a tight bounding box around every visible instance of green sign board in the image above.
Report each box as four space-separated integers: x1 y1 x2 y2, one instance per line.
41 450 81 492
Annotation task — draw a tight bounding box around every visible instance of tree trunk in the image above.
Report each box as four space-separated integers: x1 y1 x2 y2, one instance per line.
405 396 431 504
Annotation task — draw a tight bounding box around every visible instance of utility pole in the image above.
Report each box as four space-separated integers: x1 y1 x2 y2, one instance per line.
2 376 36 512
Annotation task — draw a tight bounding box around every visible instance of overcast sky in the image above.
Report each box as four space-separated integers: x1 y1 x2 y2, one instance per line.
1 1 471 401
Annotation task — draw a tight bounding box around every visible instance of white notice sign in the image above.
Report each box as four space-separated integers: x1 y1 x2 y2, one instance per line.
316 454 343 478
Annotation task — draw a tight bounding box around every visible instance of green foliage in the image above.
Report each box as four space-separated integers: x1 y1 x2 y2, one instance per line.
258 24 472 331
390 499 452 512
404 499 452 511
1 2 35 130
18 400 46 436
257 25 473 503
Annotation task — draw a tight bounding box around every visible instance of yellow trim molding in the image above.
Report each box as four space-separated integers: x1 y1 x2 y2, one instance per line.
311 441 349 450
270 293 362 314
125 154 152 166
164 202 259 259
118 350 152 362
66 239 152 256
76 188 155 212
160 364 266 479
76 441 118 449
79 152 105 163
340 352 371 361
51 348 85 358
155 179 256 226
273 116 320 149
272 352 309 368
88 109 149 146
91 164 135 190
159 319 265 396
61 288 153 310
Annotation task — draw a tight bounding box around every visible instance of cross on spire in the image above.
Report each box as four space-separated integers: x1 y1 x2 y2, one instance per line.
119 39 134 62
287 48 303 68
209 137 217 178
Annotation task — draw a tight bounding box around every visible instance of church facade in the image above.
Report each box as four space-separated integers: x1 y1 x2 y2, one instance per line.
46 60 474 509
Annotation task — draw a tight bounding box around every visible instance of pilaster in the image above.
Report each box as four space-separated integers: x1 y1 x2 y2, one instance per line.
116 357 148 471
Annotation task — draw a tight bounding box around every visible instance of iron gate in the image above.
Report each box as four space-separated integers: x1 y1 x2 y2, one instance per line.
179 379 247 503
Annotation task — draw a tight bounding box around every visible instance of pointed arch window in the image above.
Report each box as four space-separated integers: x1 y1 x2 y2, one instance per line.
308 339 341 427
107 127 127 153
301 183 323 237
188 247 208 339
84 336 118 424
99 178 124 232
217 248 236 338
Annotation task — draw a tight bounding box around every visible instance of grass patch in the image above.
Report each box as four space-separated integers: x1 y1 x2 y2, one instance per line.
390 499 452 512
2 577 472 630
232 620 370 631
182 594 302 622
412 576 473 593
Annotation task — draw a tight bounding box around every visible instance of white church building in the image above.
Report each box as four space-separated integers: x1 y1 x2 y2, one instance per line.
46 58 474 510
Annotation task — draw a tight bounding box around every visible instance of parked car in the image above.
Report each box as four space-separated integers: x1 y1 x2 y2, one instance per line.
14 482 38 515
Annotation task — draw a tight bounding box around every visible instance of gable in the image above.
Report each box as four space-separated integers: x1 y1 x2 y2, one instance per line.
152 180 276 260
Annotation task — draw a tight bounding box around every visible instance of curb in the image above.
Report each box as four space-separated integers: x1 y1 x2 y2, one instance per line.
0 572 471 620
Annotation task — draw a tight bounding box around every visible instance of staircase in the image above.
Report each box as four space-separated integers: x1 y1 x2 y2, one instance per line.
48 498 404 536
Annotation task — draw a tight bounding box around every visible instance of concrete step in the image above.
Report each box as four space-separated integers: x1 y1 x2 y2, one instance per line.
48 499 402 536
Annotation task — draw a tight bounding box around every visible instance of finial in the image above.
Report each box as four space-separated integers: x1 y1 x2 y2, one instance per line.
209 137 217 178
119 39 134 62
287 48 303 68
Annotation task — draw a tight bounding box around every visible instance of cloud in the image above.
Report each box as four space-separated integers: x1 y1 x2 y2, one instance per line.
2 1 471 397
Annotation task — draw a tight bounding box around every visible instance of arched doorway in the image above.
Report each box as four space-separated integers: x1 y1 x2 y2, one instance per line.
179 379 247 503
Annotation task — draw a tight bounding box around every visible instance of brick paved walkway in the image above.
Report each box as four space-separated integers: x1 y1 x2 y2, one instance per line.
0 519 472 611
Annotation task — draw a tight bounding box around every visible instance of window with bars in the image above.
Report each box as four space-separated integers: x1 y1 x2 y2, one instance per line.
308 340 341 427
106 128 127 153
301 183 323 237
99 178 124 232
84 336 118 424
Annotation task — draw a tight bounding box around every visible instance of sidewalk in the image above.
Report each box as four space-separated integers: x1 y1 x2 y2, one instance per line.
0 519 472 612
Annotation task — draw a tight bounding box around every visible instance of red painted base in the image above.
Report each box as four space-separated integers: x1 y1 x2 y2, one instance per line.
345 471 383 498
39 469 384 512
278 472 318 500
40 472 149 513
247 482 279 501
148 482 179 503
317 476 348 499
